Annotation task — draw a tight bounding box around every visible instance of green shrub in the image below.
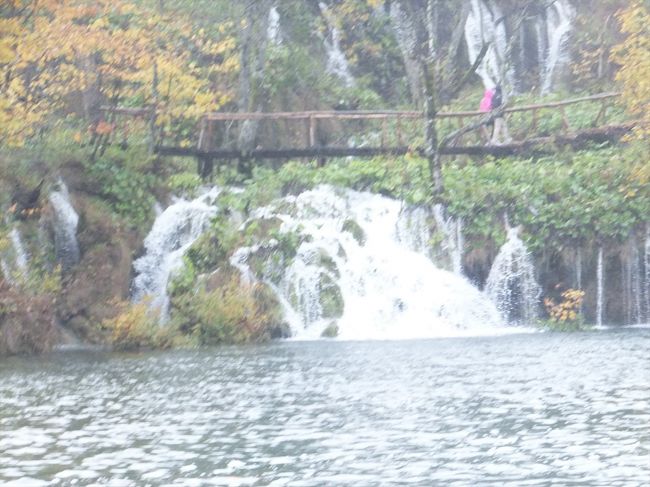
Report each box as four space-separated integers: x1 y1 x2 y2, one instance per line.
185 278 286 345
102 300 184 351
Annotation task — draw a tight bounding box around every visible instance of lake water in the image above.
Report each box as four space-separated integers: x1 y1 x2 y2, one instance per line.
1 328 649 486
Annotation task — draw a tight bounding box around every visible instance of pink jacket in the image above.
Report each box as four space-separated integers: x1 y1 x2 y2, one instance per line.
479 88 494 112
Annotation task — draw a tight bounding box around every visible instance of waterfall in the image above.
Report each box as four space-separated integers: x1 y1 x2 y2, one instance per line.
318 2 354 87
131 187 220 322
596 247 604 326
267 6 281 44
464 0 512 89
48 180 80 272
0 228 29 283
575 246 583 314
432 204 463 274
623 239 642 325
485 227 541 324
395 205 431 256
645 228 650 322
541 0 575 94
463 0 574 92
234 185 503 340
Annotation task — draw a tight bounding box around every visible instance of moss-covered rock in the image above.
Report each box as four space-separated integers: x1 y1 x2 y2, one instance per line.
320 321 339 338
319 273 344 319
342 218 366 246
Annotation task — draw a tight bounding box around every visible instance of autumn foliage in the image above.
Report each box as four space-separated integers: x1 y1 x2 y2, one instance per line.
0 0 238 147
611 1 650 139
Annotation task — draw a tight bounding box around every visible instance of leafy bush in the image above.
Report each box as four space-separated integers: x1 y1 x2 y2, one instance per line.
542 289 589 331
167 172 203 197
177 277 286 346
102 300 182 351
82 144 156 228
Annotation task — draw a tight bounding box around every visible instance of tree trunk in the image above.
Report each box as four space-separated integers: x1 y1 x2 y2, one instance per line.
422 0 443 197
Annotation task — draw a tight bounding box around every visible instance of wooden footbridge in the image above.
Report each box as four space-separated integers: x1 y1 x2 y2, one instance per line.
101 92 631 175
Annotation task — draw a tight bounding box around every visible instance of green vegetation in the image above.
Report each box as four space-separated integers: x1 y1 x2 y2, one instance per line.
1 0 648 353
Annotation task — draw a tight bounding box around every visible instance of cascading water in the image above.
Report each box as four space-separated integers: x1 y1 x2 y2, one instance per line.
1 228 29 283
318 2 354 87
131 187 220 321
234 185 503 340
464 0 511 89
485 227 541 324
541 0 575 94
622 239 642 325
575 246 583 314
395 205 431 256
575 246 582 290
596 247 604 327
433 204 464 275
267 6 281 44
463 0 574 93
48 180 80 272
645 228 650 322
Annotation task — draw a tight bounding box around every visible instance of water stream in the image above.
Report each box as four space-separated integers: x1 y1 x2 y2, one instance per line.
234 186 502 340
318 2 354 87
597 247 604 327
48 180 80 273
1 228 29 283
131 188 220 321
485 227 541 324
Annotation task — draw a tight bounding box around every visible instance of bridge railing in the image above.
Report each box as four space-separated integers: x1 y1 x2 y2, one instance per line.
99 92 621 156
196 92 621 152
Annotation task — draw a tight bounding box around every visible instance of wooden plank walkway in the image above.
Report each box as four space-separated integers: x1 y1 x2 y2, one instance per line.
101 92 629 173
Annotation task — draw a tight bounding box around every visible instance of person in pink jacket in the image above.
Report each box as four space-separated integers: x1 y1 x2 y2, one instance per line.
479 88 495 142
479 85 512 145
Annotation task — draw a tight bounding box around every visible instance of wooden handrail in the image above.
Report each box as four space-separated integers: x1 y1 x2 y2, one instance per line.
199 92 621 121
100 92 621 122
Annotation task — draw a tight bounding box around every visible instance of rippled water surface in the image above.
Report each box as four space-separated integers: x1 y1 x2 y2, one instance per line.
1 328 649 486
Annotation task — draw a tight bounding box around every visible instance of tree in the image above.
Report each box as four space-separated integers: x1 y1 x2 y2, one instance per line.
0 0 238 148
611 1 650 139
387 0 488 197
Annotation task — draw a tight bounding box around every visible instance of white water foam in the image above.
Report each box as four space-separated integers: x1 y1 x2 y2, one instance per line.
541 0 575 94
464 0 511 89
318 2 354 87
485 226 541 324
49 180 80 272
131 187 220 322
267 6 281 44
596 247 604 327
235 185 503 340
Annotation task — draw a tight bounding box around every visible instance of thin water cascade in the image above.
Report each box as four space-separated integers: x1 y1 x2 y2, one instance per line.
596 247 604 326
234 185 502 340
1 228 29 283
267 6 281 44
645 228 650 322
433 204 463 275
464 0 511 89
318 2 354 87
541 0 575 94
48 180 80 272
623 239 642 325
131 187 220 322
575 246 583 314
485 227 541 324
395 205 431 256
575 246 582 290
